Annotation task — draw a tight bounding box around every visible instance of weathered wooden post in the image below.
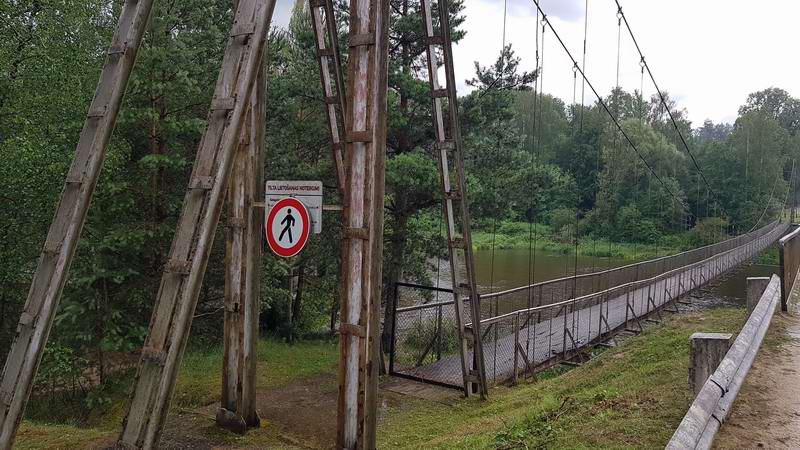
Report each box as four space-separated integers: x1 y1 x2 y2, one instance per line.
118 1 274 447
0 0 159 447
217 30 266 432
335 0 389 448
688 333 732 397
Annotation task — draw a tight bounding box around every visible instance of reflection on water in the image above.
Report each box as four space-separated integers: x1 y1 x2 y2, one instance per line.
423 246 780 309
470 248 780 308
693 263 780 308
472 248 640 293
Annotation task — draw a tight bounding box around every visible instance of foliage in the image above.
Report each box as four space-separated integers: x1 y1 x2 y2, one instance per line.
1 0 798 419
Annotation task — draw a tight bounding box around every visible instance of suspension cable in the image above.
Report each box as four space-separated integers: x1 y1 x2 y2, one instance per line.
613 0 730 221
527 0 695 219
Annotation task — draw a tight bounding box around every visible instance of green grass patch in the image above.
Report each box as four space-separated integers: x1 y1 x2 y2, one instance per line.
377 307 747 449
17 338 338 449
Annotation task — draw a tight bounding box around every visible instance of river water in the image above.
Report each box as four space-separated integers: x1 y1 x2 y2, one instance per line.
469 248 779 306
420 247 779 308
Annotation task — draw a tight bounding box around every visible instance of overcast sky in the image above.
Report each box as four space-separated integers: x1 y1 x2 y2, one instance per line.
274 0 800 126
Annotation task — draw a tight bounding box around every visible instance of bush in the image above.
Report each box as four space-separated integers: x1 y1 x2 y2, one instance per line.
549 208 576 232
688 217 729 246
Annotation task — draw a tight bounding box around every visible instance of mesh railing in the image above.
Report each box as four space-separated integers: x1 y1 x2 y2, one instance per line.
779 226 800 311
474 221 788 385
389 283 472 388
389 221 788 388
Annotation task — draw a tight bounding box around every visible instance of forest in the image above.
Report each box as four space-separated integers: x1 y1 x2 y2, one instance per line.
1 0 799 410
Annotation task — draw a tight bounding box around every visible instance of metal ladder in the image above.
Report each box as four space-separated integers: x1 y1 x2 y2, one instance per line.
420 0 488 397
309 0 348 196
118 0 274 447
0 0 158 447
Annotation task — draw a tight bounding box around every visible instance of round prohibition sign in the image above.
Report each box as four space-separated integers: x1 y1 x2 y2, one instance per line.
266 197 311 257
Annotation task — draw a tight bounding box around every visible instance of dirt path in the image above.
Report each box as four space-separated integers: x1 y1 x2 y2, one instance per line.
714 298 800 449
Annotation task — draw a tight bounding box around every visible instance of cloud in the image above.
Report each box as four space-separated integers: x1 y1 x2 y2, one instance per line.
505 0 584 22
271 1 293 28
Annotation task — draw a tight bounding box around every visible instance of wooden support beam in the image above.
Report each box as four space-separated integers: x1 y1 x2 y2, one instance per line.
335 0 389 448
0 0 157 447
217 40 266 432
118 1 275 448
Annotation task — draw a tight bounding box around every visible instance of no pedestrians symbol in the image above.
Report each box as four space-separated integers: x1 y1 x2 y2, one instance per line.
265 197 311 257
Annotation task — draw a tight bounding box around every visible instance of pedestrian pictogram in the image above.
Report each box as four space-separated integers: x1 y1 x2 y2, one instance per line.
266 197 311 257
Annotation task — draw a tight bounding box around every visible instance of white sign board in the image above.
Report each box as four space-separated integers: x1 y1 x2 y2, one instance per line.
266 180 323 234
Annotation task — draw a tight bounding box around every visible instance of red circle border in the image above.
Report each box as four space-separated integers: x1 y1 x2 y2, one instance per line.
266 197 311 258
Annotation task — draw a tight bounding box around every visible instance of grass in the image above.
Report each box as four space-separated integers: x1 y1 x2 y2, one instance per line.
174 338 338 408
16 338 338 449
377 307 749 449
471 222 682 260
17 307 758 449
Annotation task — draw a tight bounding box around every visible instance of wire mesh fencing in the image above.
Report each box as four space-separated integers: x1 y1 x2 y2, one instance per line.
473 221 788 386
779 226 800 311
389 283 472 388
389 221 789 390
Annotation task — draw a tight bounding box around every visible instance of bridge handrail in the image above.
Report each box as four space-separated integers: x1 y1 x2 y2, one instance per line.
394 221 783 318
665 275 781 450
469 224 786 328
478 220 780 301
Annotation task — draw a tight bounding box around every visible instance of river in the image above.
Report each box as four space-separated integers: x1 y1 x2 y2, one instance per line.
469 248 779 305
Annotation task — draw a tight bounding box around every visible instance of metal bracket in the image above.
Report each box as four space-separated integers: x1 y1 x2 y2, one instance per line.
141 347 167 367
189 176 213 190
211 97 236 111
108 44 127 55
230 22 255 37
317 48 334 58
434 140 455 151
0 389 11 407
427 35 446 46
87 104 107 118
349 33 375 48
346 131 373 143
43 240 63 255
18 312 35 328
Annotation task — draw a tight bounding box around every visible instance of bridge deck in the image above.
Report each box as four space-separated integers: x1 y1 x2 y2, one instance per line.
393 224 788 388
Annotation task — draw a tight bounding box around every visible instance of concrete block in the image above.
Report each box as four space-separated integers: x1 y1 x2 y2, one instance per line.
747 277 771 315
689 332 733 397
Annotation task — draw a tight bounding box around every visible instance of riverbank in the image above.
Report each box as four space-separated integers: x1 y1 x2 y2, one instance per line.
15 307 751 449
378 307 748 449
472 222 685 260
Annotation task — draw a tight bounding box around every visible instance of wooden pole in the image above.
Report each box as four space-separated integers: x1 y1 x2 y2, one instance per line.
217 35 266 432
118 1 274 447
336 0 388 448
0 0 157 447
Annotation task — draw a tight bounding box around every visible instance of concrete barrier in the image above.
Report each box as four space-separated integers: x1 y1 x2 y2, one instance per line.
666 275 780 450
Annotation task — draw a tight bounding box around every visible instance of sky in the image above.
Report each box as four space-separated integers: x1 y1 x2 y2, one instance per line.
273 0 800 126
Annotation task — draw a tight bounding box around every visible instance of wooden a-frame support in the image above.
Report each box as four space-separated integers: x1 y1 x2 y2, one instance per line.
0 0 158 447
0 0 387 447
